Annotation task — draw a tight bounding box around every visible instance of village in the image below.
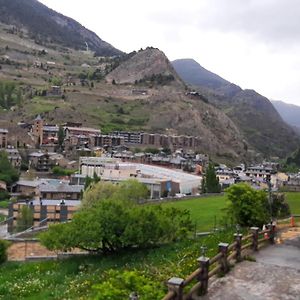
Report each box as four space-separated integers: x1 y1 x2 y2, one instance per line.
0 114 298 233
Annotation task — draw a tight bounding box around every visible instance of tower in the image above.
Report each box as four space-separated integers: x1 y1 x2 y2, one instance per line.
33 115 44 146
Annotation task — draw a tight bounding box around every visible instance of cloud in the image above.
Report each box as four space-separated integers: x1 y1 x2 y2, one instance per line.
195 0 300 47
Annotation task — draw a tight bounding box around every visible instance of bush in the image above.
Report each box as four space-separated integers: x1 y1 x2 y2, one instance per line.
52 166 75 176
225 183 269 227
0 240 9 264
93 270 164 300
40 192 193 253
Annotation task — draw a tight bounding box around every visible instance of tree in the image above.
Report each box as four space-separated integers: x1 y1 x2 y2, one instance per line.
225 183 269 227
57 126 65 150
83 179 117 207
0 81 21 109
0 151 19 186
82 180 147 208
203 163 221 193
16 205 33 232
40 199 193 253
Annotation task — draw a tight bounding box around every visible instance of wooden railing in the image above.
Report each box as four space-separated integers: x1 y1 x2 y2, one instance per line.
162 218 295 300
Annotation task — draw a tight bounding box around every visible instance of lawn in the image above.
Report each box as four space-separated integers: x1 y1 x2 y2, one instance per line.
162 195 227 232
0 230 234 300
285 192 300 214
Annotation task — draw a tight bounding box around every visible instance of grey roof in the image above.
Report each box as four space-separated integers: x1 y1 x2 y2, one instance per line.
29 152 45 157
43 126 59 132
0 128 8 133
39 184 84 193
17 180 42 188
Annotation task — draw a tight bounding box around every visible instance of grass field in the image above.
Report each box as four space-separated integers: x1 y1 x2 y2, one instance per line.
162 195 227 232
285 192 300 214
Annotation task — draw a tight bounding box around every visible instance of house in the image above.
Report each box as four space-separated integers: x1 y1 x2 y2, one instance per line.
39 183 83 200
5 148 22 168
0 128 8 148
14 179 42 197
47 86 62 97
64 126 101 139
42 125 59 145
29 152 52 172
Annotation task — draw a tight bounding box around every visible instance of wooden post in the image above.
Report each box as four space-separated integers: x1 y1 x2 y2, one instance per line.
197 256 210 295
218 242 229 274
251 227 259 251
267 223 276 244
167 277 184 300
234 233 243 262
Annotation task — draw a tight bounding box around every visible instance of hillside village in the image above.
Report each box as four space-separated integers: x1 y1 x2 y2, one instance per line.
0 114 298 233
0 1 300 300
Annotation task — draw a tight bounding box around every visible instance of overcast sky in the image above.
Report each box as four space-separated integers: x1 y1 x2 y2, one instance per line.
39 0 300 105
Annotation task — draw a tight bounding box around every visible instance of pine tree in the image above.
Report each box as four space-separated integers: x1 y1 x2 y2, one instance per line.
204 163 221 193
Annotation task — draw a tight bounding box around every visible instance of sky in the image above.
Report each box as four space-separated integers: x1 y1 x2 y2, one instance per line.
39 0 300 105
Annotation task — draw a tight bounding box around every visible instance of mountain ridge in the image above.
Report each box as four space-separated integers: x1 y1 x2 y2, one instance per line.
172 58 300 158
0 0 122 56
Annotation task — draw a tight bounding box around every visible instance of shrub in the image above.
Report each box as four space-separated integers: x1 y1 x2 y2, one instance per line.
40 199 193 253
93 270 164 300
0 240 9 264
225 183 269 227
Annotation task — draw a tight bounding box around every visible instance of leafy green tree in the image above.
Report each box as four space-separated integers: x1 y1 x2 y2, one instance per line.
0 151 19 185
271 193 290 218
112 180 149 203
225 183 269 227
82 180 118 208
203 163 221 193
40 199 193 253
16 205 33 232
0 81 22 109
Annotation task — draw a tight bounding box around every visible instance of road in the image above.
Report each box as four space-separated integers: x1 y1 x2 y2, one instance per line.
201 228 300 300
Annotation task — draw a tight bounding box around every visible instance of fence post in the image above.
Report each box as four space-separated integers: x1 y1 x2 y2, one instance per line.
234 233 243 262
197 256 210 295
267 223 276 244
290 216 295 227
218 243 229 274
167 277 184 300
251 227 259 251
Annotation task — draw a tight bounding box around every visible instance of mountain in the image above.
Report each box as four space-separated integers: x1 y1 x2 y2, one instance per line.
271 100 300 129
172 59 230 90
172 59 300 158
106 48 184 86
0 0 122 56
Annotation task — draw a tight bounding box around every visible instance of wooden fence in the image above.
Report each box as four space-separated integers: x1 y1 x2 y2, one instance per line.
162 216 297 300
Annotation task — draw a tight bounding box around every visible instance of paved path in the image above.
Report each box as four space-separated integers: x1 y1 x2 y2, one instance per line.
201 228 300 300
